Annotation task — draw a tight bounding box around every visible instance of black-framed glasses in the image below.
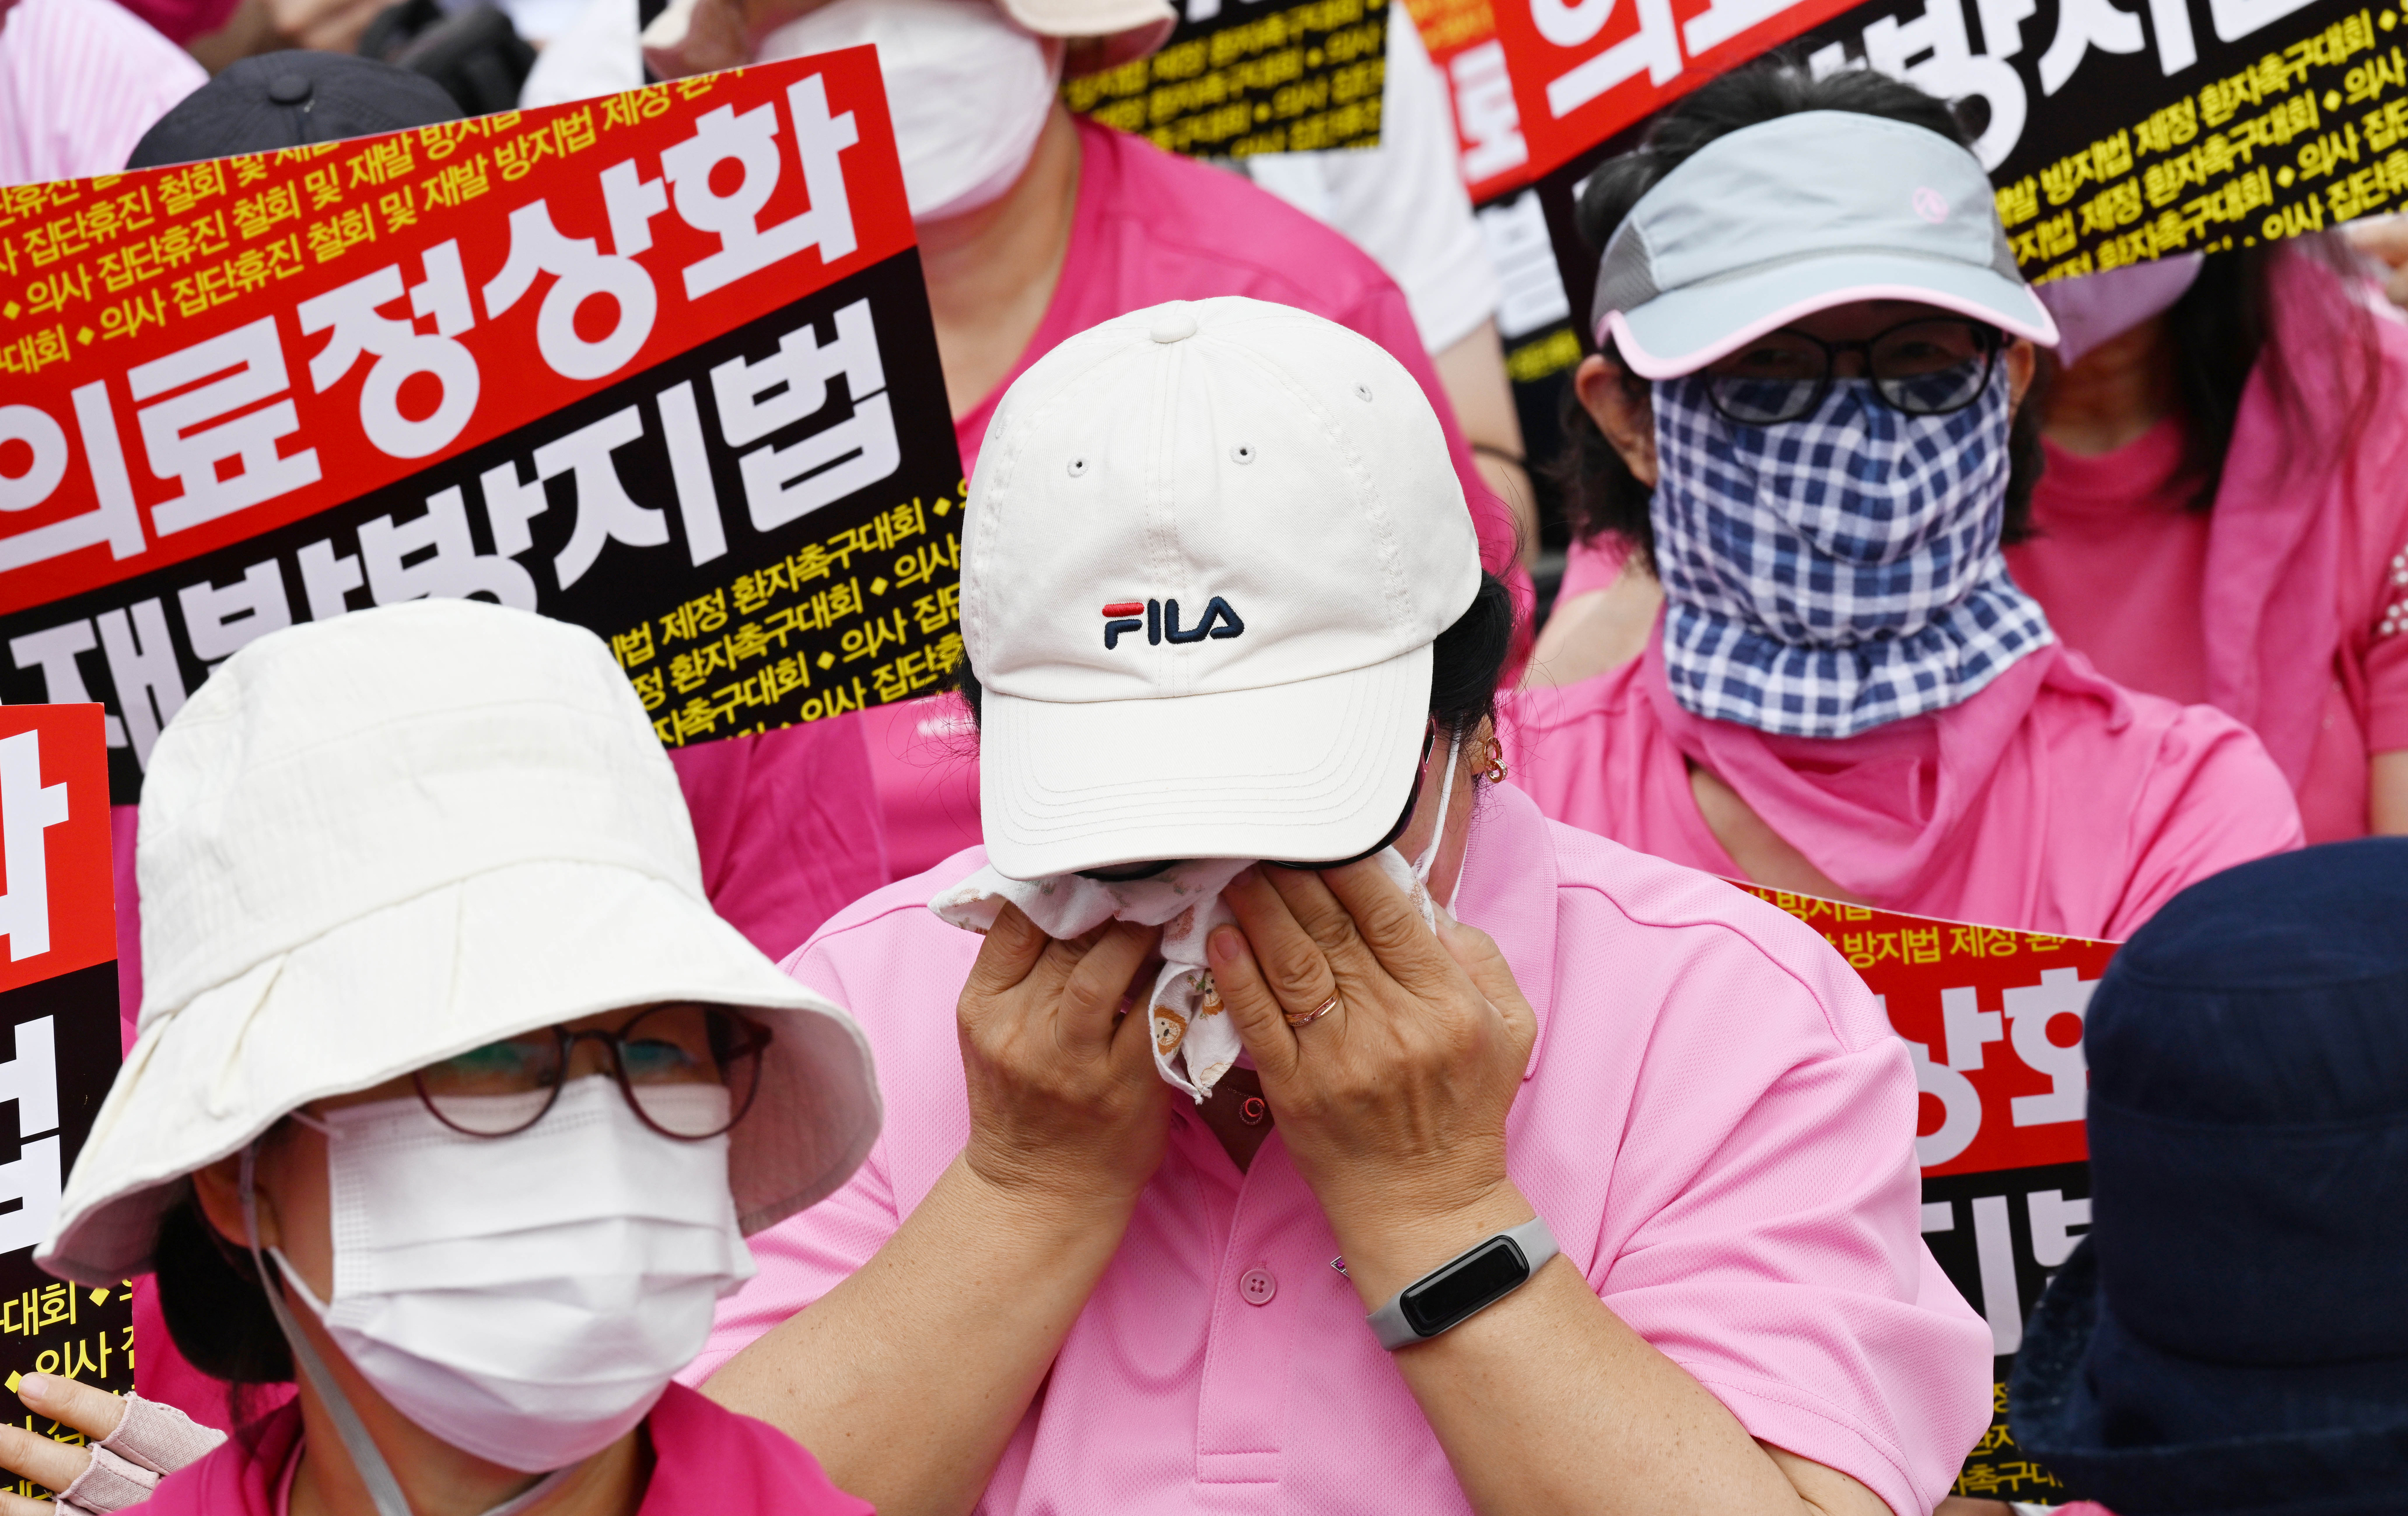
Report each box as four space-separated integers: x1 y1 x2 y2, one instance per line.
412 1003 773 1140
1699 317 2002 425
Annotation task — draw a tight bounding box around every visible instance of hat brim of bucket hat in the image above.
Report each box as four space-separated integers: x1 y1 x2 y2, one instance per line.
1603 250 2061 380
978 643 1432 880
39 859 880 1287
999 0 1174 66
2010 1242 2408 1514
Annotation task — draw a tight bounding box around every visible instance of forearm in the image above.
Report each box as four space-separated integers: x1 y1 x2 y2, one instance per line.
1434 320 1536 568
1338 1183 1885 1516
703 1154 1131 1516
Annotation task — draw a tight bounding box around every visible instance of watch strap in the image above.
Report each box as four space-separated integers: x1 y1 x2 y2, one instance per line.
1366 1215 1559 1351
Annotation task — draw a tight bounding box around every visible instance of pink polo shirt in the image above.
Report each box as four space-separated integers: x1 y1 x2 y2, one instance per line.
689 784 1994 1515
849 119 1531 883
1501 634 2303 941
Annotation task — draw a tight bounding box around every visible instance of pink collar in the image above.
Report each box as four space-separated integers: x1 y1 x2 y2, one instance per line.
1640 631 2113 903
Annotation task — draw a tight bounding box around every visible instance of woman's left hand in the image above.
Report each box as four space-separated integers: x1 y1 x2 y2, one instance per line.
1206 862 1538 1300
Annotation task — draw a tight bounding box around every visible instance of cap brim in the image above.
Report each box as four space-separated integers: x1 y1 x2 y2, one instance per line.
1604 251 2061 380
979 644 1431 879
39 862 881 1285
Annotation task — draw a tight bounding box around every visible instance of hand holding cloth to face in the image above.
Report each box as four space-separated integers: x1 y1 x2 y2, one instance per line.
932 847 1445 1101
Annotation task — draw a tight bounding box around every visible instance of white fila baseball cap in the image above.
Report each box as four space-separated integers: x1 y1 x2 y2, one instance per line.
963 297 1483 880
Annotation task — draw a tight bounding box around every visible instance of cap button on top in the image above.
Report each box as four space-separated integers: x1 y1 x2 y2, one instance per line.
267 73 314 105
1150 305 1199 344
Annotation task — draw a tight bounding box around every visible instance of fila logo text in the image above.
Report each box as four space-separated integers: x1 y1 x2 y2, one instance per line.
1100 598 1246 650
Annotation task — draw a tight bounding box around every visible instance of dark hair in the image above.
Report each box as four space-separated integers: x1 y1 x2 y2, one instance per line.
2140 232 2379 510
154 1181 293 1385
958 571 1518 740
1553 60 2047 572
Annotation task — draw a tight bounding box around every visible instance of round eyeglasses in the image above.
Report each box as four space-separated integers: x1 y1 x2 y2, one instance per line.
1699 317 2003 425
412 1003 772 1140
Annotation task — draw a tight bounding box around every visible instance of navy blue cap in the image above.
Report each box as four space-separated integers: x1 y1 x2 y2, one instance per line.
126 52 459 171
2010 838 2408 1514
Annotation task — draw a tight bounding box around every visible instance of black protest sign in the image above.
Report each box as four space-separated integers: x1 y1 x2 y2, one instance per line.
0 54 961 802
1066 0 1392 155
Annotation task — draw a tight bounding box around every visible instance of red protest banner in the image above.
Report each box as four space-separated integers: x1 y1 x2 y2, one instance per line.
1734 882 2112 1506
0 51 964 802
1404 0 1547 198
1486 0 1861 182
0 705 130 1431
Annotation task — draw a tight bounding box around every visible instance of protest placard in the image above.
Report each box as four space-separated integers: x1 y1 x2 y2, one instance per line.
0 51 963 803
1407 0 1546 195
0 704 129 1487
1736 882 2114 1505
1483 0 2392 346
1066 0 1391 156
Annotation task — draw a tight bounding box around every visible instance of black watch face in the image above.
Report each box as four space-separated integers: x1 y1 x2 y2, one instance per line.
1398 1237 1530 1337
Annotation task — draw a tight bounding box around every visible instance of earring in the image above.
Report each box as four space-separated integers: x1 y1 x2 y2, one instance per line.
1477 737 1509 785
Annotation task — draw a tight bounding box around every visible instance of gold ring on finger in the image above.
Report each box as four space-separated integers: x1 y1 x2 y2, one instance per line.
1285 994 1339 1029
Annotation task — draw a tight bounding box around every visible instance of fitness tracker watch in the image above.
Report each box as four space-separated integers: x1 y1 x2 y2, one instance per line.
1366 1216 1559 1350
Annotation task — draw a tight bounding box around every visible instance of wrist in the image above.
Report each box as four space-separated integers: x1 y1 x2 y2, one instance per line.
952 1149 1143 1239
1326 1178 1533 1310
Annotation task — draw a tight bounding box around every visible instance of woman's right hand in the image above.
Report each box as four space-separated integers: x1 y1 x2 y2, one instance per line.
0 1375 123 1513
955 906 1171 1216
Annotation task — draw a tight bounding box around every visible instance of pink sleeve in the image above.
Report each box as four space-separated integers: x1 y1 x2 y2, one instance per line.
2103 705 2305 940
683 939 904 1386
668 719 892 964
1580 893 1995 1516
108 0 236 43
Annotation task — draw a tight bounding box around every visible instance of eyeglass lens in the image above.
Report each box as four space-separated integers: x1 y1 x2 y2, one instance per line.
414 1003 769 1140
1702 319 1997 425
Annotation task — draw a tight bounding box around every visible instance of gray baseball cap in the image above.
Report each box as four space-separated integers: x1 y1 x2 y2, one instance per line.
1590 110 2059 378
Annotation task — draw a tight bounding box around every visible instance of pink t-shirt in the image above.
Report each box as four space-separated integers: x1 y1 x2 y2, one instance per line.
689 784 1995 1516
1501 634 2303 941
854 119 1530 881
2009 424 2214 705
2005 283 2408 843
1553 533 1630 604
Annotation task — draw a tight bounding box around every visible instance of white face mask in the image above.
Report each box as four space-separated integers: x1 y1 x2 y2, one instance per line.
271 1077 756 1473
762 0 1064 224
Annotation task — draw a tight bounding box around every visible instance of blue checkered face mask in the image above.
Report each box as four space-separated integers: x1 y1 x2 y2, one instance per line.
1647 374 2053 738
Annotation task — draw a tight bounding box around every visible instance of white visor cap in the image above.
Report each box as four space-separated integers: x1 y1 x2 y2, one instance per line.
964 297 1484 880
1592 111 2061 378
39 599 881 1285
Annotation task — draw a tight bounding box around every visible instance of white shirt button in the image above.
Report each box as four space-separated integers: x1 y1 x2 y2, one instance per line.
1238 1267 1276 1306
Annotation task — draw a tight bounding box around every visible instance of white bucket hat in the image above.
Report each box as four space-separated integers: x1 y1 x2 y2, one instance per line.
964 296 1483 879
642 0 1173 84
39 599 881 1286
